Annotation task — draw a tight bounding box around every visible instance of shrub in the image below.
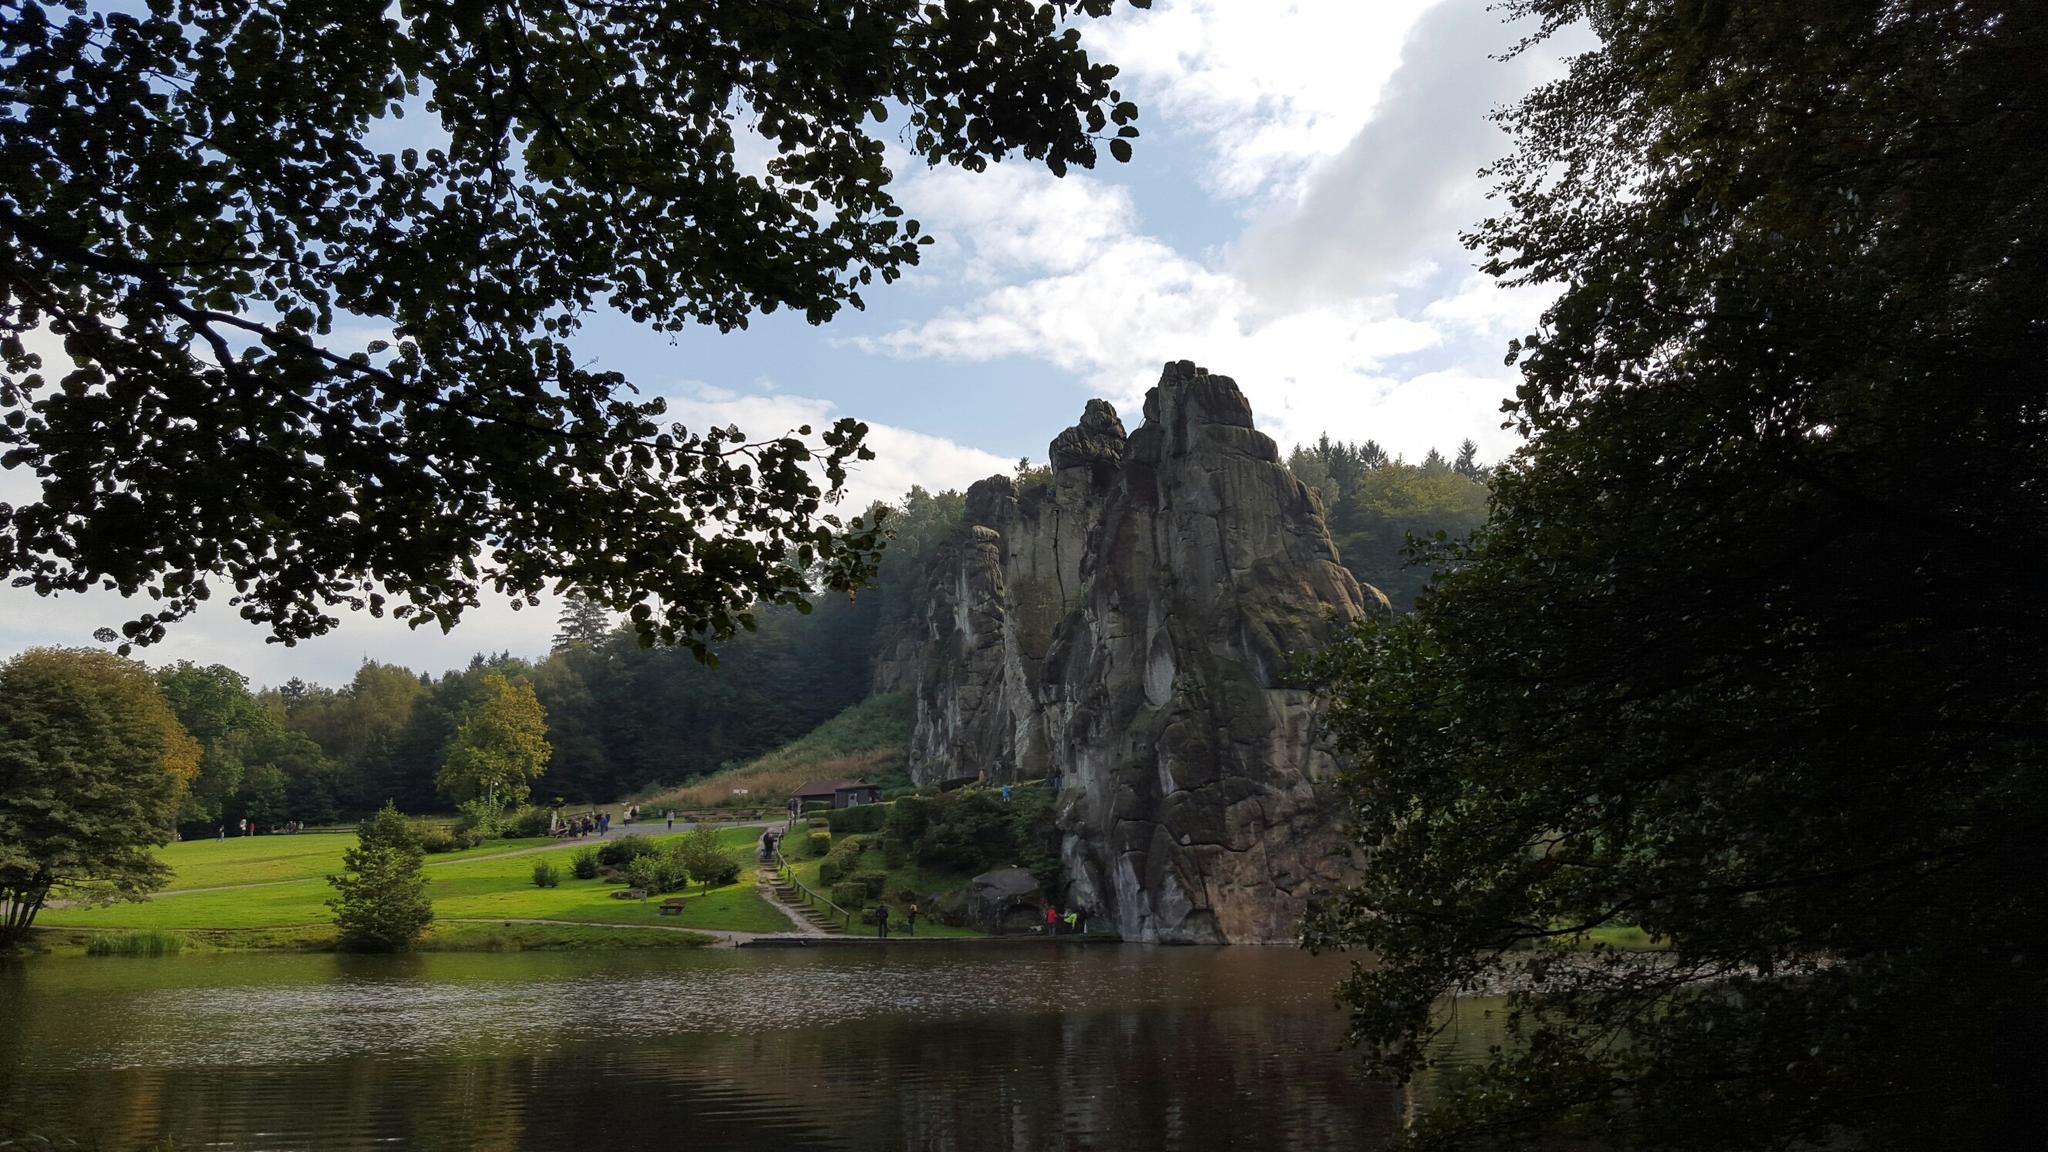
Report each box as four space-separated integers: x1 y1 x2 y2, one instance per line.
830 881 868 909
806 831 831 858
817 859 842 885
531 860 561 888
806 816 829 829
449 827 480 851
505 806 554 838
827 804 886 834
598 835 656 867
626 855 663 894
627 852 688 894
84 931 182 957
414 824 457 854
698 859 741 889
849 870 888 899
913 792 1013 873
570 847 599 880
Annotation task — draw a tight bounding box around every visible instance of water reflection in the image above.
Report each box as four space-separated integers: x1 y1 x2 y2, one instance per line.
0 946 1407 1151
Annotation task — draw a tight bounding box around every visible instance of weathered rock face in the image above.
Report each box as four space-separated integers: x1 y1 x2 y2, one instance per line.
874 362 1386 942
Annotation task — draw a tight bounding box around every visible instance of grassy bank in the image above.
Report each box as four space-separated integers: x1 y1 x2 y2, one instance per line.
639 693 912 812
31 920 718 955
35 826 785 948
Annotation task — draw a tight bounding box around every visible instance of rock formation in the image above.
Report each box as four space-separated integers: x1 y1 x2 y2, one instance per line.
874 362 1386 943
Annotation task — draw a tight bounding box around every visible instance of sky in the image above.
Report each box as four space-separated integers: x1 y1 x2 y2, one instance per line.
1 0 1575 688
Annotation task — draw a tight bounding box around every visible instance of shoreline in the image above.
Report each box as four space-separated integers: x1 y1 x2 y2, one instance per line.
14 922 1127 957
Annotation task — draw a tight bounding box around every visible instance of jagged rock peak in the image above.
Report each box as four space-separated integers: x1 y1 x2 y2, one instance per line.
962 474 1017 527
1049 398 1128 471
878 360 1381 943
1130 360 1279 465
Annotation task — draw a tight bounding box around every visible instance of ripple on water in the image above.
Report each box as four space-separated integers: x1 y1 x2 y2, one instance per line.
2 946 1405 1152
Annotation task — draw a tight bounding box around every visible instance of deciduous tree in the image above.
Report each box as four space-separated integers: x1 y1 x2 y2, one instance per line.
436 671 550 817
1308 3 2047 1150
0 648 199 944
1 0 1147 656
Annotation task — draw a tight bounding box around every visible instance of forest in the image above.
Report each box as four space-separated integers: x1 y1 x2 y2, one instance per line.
154 447 1485 831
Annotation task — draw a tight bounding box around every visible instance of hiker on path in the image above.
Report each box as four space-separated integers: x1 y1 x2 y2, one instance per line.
667 812 674 832
905 903 919 936
874 904 890 940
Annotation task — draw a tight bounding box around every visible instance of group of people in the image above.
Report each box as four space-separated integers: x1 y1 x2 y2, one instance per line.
553 810 610 838
213 818 305 839
1043 904 1088 936
871 901 920 938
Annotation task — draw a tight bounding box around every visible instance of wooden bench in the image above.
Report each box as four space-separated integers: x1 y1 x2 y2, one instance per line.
658 898 688 916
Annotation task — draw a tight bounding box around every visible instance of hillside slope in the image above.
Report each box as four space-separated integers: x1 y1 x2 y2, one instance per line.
636 693 911 811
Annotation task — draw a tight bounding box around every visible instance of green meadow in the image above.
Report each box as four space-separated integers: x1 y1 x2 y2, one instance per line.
38 826 793 947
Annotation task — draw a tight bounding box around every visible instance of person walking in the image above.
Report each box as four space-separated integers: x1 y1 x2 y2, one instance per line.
905 902 919 936
874 904 890 940
1044 904 1059 936
666 811 674 832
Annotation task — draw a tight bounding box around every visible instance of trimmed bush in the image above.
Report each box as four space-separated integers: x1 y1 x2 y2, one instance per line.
598 835 657 867
531 860 561 888
570 847 599 880
806 831 831 858
699 859 741 889
830 881 868 909
849 870 888 899
827 804 887 834
817 859 842 885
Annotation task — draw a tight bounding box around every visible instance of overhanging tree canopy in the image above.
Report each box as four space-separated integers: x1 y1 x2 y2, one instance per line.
0 0 1147 655
1309 2 2045 1149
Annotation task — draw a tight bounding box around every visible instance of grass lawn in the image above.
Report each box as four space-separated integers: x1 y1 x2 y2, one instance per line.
39 826 790 943
154 831 559 890
29 921 717 954
1573 924 1669 951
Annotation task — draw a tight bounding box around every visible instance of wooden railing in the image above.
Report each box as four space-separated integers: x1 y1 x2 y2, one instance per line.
773 844 854 929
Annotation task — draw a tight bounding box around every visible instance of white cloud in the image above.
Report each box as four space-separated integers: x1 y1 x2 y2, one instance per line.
1233 1 1582 306
905 161 1141 281
658 384 1014 512
1084 0 1441 200
859 0 1578 466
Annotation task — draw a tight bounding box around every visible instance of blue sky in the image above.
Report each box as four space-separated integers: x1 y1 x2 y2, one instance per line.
3 0 1575 686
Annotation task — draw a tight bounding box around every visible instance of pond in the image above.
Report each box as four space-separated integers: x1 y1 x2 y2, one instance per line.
0 943 1490 1151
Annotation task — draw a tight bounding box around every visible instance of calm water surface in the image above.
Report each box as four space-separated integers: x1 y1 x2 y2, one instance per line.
0 944 1481 1152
